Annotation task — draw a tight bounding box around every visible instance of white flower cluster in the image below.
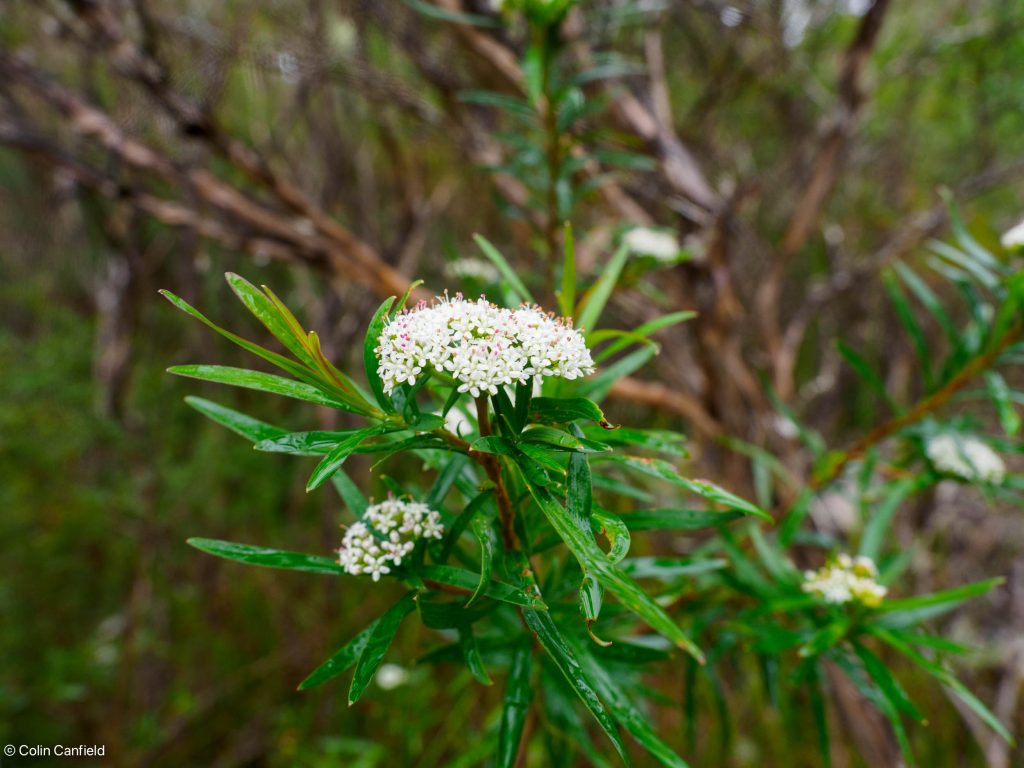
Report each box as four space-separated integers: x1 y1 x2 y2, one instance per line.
448 258 500 284
1001 218 1024 250
338 498 444 581
376 294 594 398
802 554 887 607
622 226 681 262
926 433 1006 484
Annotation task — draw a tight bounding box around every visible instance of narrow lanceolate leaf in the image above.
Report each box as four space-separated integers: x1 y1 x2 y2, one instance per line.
524 479 703 662
332 469 369 518
365 297 397 412
576 242 629 333
621 508 743 531
349 591 418 705
459 626 492 686
497 643 534 768
567 633 691 768
852 641 925 722
522 609 629 763
255 429 362 456
871 578 1003 629
467 514 496 607
160 289 318 384
473 234 534 304
859 477 917 561
530 397 609 426
599 456 770 521
298 621 377 690
184 396 286 443
419 565 547 609
871 627 1014 745
187 538 346 575
224 273 318 368
307 426 386 492
591 508 630 564
585 426 687 458
168 365 354 410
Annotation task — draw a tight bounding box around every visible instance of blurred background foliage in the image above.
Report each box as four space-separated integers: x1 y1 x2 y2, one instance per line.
1 0 1023 765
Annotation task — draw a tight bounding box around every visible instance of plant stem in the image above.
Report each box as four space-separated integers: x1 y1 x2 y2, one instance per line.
475 396 519 549
540 31 561 295
812 321 1023 490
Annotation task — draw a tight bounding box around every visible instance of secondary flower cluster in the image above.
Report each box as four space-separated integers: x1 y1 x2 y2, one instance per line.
622 226 681 262
338 498 444 581
376 294 594 398
802 553 887 607
926 433 1006 484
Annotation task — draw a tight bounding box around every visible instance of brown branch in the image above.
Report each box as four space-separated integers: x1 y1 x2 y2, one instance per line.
758 0 892 395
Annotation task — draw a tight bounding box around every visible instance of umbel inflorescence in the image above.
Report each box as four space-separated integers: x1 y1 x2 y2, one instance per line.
376 294 594 398
338 498 444 581
926 433 1006 484
802 553 887 607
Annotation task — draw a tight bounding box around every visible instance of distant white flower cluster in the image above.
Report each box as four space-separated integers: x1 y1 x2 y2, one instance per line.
376 294 594 398
926 434 1006 484
622 226 681 262
1001 219 1024 250
802 554 887 607
338 498 444 581
375 663 410 690
448 258 500 284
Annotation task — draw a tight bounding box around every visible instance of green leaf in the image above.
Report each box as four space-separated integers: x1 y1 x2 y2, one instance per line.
871 627 1014 744
403 0 500 27
859 477 917 561
872 578 1002 629
585 426 687 458
558 221 577 319
349 591 418 705
365 297 397 412
496 643 533 768
459 625 493 686
576 243 629 333
467 513 496 607
298 621 377 690
470 435 516 455
331 469 369 518
521 426 584 450
187 537 346 575
530 397 609 426
620 508 743 531
986 371 1021 437
591 508 630 564
524 480 703 661
894 262 960 349
836 340 899 413
168 365 355 410
473 234 534 304
255 429 361 456
184 396 286 443
224 274 318 367
419 565 547 609
307 426 385 492
852 641 925 722
597 456 770 520
579 347 657 403
522 609 628 763
592 312 696 363
159 287 318 385
883 269 933 390
567 634 691 768
518 442 569 472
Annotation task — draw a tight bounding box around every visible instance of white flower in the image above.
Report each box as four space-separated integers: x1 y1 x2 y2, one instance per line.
338 498 444 581
375 663 410 690
375 294 594 398
926 433 1005 484
1001 219 1024 250
802 554 887 607
448 258 500 284
622 227 681 262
